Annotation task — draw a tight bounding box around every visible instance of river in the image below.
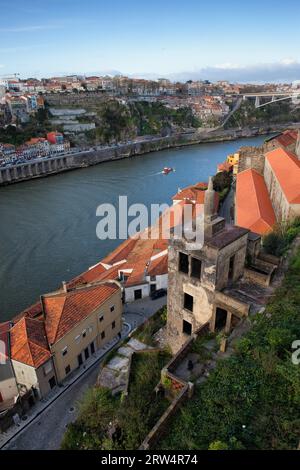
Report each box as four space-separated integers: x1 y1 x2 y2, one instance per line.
0 135 267 321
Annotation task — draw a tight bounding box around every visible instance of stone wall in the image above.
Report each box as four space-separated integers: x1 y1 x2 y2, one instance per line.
139 383 189 450
139 322 209 449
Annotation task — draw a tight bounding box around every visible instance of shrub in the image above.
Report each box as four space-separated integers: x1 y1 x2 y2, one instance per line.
213 171 231 192
158 248 300 450
263 218 300 256
133 306 167 345
266 327 295 354
286 227 299 244
208 440 229 450
263 231 287 256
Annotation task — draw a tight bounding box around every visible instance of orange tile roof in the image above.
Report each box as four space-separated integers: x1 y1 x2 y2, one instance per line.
13 301 43 323
217 161 233 172
274 130 298 148
101 237 138 265
172 182 207 201
236 169 276 235
265 148 300 204
43 283 119 344
148 254 168 277
10 317 51 368
67 262 107 289
172 182 219 212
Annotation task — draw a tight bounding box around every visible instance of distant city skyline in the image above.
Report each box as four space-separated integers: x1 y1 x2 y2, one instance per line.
1 0 300 82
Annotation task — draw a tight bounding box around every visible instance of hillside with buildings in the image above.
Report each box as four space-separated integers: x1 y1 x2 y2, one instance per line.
1 121 300 449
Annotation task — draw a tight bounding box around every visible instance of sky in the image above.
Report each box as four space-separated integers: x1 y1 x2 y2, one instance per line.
0 0 300 82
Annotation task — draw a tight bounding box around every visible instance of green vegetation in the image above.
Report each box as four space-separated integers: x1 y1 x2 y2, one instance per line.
0 107 61 146
61 350 171 450
158 247 300 450
213 170 232 203
263 217 300 257
82 100 202 145
132 306 167 346
129 101 201 136
225 100 300 129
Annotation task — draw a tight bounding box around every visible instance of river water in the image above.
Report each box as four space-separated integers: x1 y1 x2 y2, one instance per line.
0 135 267 321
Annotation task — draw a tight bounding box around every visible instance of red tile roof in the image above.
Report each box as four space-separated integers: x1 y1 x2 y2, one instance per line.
265 148 300 204
274 130 298 149
172 182 207 201
236 169 276 235
10 317 51 368
43 283 119 344
148 254 168 277
13 301 43 323
172 182 219 211
217 161 233 172
101 237 138 265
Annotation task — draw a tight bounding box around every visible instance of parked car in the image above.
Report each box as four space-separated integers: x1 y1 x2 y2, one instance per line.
150 288 167 300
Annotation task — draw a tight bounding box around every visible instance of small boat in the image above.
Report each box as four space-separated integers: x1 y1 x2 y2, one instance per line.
162 167 174 175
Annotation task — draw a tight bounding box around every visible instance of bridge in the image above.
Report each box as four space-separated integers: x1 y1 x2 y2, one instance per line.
240 91 300 108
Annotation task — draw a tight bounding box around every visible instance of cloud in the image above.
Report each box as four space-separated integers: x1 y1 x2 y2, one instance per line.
163 60 300 83
0 44 47 53
0 24 62 33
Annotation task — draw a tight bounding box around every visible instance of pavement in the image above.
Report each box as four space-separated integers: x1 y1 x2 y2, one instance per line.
0 295 166 450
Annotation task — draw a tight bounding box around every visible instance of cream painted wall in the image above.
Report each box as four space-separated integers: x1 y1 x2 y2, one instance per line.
125 283 149 302
11 358 56 399
50 289 123 383
0 360 18 407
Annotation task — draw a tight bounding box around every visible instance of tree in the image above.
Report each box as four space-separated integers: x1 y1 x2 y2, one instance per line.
213 171 231 192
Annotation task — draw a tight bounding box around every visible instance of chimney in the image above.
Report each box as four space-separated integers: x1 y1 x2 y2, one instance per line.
296 130 300 160
62 281 68 293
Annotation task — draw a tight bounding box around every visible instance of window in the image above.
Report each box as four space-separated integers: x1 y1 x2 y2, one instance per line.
150 284 156 294
228 255 235 280
134 289 142 300
78 353 83 367
184 293 194 312
84 347 89 360
215 307 227 330
110 305 115 312
90 342 95 354
99 315 104 322
112 321 116 329
62 346 68 357
48 376 56 389
179 252 189 274
101 331 105 340
75 334 81 344
183 320 192 336
150 275 156 281
191 257 202 279
65 365 71 375
82 329 87 338
89 326 93 334
119 272 129 282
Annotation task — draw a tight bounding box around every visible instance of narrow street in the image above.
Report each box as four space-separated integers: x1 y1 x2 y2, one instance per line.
2 296 166 450
219 185 235 224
